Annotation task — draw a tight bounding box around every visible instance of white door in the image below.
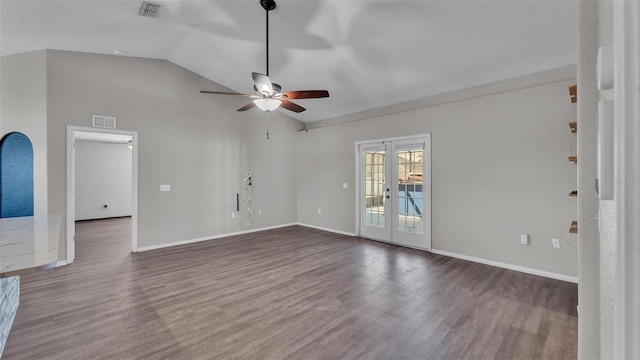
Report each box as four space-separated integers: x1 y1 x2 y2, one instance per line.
357 135 431 250
359 143 391 241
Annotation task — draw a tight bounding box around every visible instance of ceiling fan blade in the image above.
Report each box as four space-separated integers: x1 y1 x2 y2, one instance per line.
279 99 306 113
278 90 330 99
200 90 251 96
237 102 256 112
252 72 273 95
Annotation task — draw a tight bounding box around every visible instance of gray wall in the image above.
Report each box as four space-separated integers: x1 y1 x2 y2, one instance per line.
75 140 132 220
5 50 304 258
0 50 48 215
297 68 578 277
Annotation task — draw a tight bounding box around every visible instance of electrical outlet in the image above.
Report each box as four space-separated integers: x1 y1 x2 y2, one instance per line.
520 234 529 245
552 238 561 248
318 208 322 214
231 212 235 218
245 221 250 227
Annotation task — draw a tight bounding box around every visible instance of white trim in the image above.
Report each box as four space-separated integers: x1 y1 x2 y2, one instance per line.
66 127 75 262
133 221 575 284
137 223 298 252
614 1 640 358
296 223 356 237
358 234 431 252
55 260 68 267
131 133 139 253
354 141 361 239
306 66 576 130
431 249 578 284
66 125 139 263
354 133 431 147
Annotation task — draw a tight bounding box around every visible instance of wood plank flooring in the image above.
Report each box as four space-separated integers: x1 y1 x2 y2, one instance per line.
3 218 577 359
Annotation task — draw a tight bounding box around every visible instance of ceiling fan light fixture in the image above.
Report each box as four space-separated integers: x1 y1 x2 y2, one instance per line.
253 98 281 112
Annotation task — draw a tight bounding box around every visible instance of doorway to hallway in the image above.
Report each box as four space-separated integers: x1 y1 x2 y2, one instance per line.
66 125 139 264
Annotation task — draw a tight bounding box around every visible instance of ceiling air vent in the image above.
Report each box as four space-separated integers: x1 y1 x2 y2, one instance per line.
138 2 160 18
92 115 116 129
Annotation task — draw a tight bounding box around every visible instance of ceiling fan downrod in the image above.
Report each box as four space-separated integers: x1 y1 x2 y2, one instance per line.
260 0 276 76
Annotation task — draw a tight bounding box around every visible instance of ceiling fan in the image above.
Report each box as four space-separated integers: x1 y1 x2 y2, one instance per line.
200 0 329 113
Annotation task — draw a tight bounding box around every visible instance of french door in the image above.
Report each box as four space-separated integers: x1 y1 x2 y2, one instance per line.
357 135 431 250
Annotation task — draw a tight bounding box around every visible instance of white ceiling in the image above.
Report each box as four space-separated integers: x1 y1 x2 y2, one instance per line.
0 0 577 123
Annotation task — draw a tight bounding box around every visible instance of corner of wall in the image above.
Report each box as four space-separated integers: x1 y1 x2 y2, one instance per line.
577 0 602 358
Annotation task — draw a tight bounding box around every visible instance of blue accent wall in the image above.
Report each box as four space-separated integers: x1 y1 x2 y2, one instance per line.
0 132 34 218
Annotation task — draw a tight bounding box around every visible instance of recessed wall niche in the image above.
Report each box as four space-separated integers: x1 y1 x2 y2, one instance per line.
0 132 34 218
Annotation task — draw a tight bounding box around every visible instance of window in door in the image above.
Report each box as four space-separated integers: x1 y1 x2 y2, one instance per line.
363 149 386 228
396 147 424 235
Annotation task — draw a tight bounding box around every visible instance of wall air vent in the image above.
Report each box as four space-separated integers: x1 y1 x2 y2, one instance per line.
138 2 160 18
92 115 116 129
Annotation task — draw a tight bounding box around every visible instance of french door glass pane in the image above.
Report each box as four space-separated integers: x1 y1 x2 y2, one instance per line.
364 150 385 228
397 148 423 234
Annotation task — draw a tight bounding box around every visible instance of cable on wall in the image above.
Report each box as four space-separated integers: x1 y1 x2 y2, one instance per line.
243 172 254 214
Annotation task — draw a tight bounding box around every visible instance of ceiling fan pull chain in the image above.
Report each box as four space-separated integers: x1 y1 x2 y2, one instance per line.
266 112 270 139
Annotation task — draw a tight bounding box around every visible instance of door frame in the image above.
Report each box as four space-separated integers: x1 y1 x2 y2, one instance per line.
613 0 640 357
66 125 139 263
355 133 431 251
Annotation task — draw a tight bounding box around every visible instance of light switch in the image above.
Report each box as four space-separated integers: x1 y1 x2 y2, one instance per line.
343 183 348 189
160 184 171 192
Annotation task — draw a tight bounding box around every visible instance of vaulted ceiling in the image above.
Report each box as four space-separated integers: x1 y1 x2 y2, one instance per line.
0 0 577 123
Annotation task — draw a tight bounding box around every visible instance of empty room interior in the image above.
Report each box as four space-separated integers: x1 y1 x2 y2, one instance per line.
1 1 638 359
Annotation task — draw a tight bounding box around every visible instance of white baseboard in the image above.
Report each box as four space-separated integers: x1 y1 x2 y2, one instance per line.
296 223 356 237
56 260 68 267
294 226 575 283
125 223 577 284
430 249 578 283
137 223 298 252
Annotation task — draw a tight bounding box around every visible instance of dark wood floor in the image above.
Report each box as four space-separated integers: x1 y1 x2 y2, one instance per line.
4 218 577 359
